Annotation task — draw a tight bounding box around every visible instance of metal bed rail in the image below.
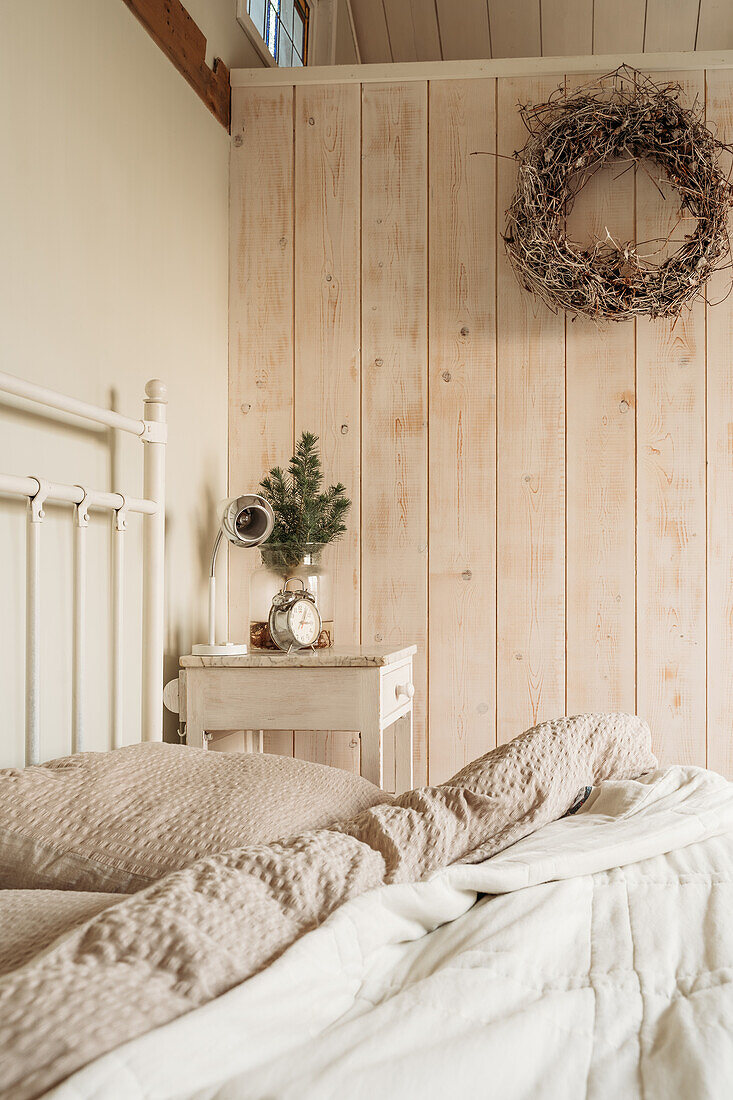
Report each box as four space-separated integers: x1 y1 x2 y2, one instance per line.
0 373 167 765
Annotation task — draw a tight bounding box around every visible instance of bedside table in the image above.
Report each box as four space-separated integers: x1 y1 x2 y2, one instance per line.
170 645 416 793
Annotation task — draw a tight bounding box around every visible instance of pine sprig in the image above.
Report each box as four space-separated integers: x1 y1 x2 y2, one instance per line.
259 433 352 567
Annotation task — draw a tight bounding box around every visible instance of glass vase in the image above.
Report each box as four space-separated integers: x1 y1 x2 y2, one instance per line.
249 542 334 650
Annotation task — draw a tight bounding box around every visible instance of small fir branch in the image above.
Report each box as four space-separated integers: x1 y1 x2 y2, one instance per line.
259 432 352 567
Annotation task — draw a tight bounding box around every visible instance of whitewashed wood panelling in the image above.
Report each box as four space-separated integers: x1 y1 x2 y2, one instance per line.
564 74 636 717
435 0 492 62
496 76 566 746
229 69 733 782
229 85 295 757
293 82 362 772
428 79 497 779
697 1 733 52
361 81 429 784
636 71 707 768
541 0 593 58
348 0 732 63
706 68 733 779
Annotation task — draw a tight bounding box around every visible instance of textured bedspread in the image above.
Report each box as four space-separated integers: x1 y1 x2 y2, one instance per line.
0 713 657 1098
49 765 733 1100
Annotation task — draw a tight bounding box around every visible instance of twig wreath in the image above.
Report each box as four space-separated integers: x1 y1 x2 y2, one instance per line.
502 66 733 321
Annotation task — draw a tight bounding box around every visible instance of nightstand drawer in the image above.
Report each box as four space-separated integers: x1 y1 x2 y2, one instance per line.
380 660 415 725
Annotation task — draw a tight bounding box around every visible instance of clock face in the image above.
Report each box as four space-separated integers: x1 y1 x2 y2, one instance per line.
288 598 320 645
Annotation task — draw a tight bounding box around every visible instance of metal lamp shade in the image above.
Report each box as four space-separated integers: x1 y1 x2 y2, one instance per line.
220 494 274 548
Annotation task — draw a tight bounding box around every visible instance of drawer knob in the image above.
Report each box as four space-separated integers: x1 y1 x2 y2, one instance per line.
395 681 415 702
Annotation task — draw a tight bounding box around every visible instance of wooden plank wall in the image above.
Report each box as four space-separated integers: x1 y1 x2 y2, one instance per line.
428 79 496 780
707 69 733 780
230 68 733 783
361 82 429 784
564 72 636 716
636 72 707 767
229 86 295 757
496 76 566 746
293 82 362 771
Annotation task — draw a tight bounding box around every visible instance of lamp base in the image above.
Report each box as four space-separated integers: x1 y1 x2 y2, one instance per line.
191 642 249 656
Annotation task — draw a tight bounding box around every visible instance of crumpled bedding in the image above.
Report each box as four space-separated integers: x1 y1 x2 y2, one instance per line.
47 765 733 1100
0 743 393 893
0 713 655 1098
0 891 121 978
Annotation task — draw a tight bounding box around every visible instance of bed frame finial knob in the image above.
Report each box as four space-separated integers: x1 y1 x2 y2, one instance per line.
145 379 168 403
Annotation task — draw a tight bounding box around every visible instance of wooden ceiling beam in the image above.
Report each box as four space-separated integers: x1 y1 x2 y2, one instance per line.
121 0 231 130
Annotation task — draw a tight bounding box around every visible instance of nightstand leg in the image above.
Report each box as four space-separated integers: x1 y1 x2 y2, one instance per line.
394 711 413 794
382 725 396 794
184 672 205 749
360 714 383 789
186 718 206 749
186 708 205 752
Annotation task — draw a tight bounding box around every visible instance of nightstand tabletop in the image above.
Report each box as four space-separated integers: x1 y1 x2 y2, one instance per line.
180 644 417 669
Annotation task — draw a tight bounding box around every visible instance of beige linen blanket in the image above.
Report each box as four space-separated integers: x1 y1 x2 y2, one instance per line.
0 713 655 1099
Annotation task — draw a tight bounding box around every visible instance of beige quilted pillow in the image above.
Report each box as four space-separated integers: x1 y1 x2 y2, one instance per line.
0 743 392 893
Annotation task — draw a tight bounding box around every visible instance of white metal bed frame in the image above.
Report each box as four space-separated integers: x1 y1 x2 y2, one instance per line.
0 371 167 766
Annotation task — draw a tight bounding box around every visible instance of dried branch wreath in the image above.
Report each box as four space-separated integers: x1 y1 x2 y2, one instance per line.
503 67 733 321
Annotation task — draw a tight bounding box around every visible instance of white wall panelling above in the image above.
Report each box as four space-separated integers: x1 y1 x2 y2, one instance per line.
346 1 733 63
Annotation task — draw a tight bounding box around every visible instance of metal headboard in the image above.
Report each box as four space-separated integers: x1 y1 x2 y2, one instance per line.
0 371 167 765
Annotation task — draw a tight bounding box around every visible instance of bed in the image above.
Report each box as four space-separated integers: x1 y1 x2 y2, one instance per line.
60 763 731 1100
1 717 731 1100
1 374 732 1099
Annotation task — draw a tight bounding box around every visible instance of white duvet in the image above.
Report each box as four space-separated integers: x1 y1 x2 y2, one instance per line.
49 766 733 1100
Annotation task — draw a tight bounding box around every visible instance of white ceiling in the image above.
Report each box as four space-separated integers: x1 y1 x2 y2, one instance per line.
348 0 733 63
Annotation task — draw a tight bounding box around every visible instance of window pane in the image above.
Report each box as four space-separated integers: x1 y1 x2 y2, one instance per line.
249 0 267 39
292 10 305 60
266 1 279 57
248 0 306 66
281 0 294 37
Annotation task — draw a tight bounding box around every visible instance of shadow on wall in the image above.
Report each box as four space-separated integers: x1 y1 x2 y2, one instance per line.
161 464 222 744
163 626 184 744
196 477 221 583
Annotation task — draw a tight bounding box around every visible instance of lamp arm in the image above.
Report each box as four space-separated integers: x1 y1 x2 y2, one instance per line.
207 529 224 645
209 528 224 579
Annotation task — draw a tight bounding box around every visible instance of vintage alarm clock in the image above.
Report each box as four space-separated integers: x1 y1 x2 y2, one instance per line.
268 579 322 652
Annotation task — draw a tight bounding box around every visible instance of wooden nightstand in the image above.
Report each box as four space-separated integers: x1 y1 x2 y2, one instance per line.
168 645 416 793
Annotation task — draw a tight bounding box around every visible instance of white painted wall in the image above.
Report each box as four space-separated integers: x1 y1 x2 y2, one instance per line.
186 0 265 68
0 0 248 767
